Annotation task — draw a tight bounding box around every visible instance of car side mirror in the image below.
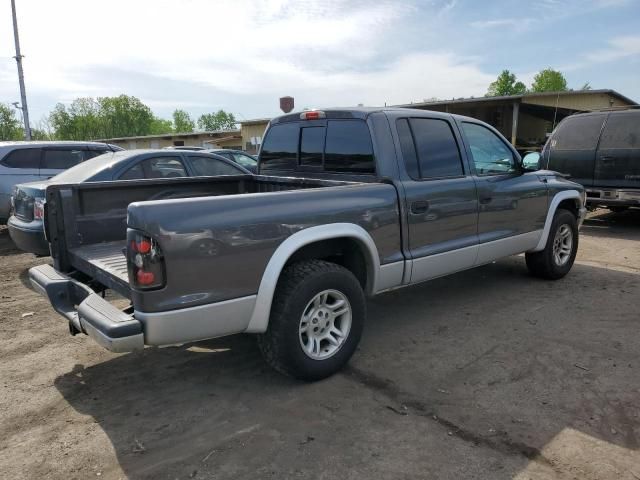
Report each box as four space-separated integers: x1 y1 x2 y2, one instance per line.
522 152 541 170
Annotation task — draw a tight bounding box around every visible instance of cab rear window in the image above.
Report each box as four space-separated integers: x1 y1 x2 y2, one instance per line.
260 120 375 174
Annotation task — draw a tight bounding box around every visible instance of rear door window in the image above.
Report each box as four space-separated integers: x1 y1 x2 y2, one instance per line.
85 148 110 160
119 162 145 180
599 113 640 149
187 155 243 176
400 118 463 179
41 149 85 170
324 120 374 173
260 123 299 171
119 156 187 179
551 115 606 151
0 148 41 169
144 157 187 178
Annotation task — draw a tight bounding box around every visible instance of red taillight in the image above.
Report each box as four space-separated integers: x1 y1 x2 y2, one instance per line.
127 230 165 290
136 270 155 285
130 238 151 253
33 198 45 220
300 110 325 120
136 239 151 254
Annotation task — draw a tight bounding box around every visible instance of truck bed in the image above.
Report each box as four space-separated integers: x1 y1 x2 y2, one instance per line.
45 175 364 298
70 241 129 296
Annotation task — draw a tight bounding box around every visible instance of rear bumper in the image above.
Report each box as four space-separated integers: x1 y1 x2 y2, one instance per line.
586 188 640 207
29 264 257 352
7 216 50 256
29 264 143 352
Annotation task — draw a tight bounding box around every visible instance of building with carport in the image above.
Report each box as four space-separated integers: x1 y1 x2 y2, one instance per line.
396 89 636 152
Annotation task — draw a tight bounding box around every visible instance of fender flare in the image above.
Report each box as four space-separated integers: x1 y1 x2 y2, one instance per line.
244 223 380 333
531 189 582 252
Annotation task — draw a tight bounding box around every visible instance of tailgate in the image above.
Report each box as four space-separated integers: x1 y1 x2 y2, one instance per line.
69 241 130 297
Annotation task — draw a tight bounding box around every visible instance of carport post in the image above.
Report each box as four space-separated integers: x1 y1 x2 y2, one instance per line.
511 101 519 147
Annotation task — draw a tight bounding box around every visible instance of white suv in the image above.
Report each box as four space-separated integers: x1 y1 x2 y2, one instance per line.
0 141 121 223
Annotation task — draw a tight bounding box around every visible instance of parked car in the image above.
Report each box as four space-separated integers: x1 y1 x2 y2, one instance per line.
0 141 121 223
30 108 586 380
205 149 258 172
9 149 251 255
163 146 207 151
522 107 640 211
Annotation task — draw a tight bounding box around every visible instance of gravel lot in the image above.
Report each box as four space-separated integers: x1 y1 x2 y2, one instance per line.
0 209 638 480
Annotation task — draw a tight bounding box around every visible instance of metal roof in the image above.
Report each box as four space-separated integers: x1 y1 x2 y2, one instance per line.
394 89 637 109
239 117 272 126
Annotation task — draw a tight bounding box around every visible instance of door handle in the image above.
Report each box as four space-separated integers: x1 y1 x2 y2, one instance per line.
410 200 430 214
600 156 614 164
479 197 492 205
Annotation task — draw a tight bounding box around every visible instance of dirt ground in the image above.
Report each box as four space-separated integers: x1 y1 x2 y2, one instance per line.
0 209 638 480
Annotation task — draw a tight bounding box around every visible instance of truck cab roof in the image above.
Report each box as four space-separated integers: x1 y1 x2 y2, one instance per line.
270 107 475 125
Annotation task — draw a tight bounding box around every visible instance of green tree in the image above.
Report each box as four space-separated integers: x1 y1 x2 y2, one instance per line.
486 70 527 97
49 103 74 139
98 95 155 138
197 109 236 131
49 95 158 140
172 109 195 133
34 117 55 140
0 103 23 140
149 117 174 135
49 98 102 140
531 68 568 93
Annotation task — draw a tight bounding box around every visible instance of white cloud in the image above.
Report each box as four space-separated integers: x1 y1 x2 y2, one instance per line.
470 18 527 29
563 34 640 70
584 35 640 62
0 0 494 119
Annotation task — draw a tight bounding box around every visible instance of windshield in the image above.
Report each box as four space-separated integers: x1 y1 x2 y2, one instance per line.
232 153 258 168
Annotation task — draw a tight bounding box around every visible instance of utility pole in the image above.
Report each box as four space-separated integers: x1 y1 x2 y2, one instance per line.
11 0 31 140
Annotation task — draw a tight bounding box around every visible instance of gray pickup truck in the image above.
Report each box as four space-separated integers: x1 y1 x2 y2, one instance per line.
30 108 587 380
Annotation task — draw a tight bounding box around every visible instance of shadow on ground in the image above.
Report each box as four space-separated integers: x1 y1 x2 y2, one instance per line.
50 254 640 479
582 208 640 240
0 225 21 257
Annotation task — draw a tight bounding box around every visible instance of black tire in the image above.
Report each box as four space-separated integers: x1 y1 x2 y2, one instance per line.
257 260 365 381
525 208 578 280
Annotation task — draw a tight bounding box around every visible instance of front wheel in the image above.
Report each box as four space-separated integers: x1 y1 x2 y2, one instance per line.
525 208 578 280
257 260 365 381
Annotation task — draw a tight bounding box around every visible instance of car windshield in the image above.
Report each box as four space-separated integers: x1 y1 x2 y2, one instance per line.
232 153 257 168
48 151 125 183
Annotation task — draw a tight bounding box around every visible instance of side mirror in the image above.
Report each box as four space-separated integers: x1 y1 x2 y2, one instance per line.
522 152 541 170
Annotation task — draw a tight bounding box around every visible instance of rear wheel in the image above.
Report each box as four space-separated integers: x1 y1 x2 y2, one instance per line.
257 260 365 381
525 208 578 280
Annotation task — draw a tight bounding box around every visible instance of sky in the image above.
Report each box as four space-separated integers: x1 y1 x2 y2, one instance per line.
1 0 639 126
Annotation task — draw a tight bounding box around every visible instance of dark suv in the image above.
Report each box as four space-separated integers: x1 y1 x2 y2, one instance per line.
536 108 640 211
